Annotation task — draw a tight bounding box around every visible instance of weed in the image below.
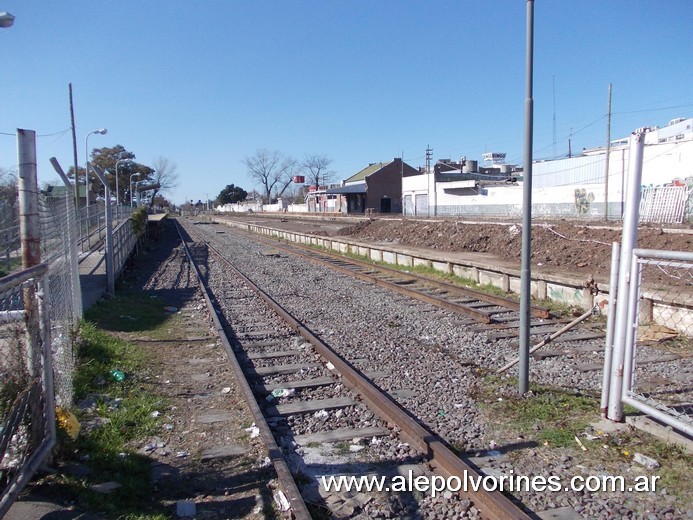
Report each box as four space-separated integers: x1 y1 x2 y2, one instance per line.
487 384 596 448
334 442 352 456
596 427 692 505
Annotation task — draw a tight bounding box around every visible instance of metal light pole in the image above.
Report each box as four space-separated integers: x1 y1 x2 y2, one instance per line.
518 0 535 395
129 173 140 207
115 158 134 218
0 11 15 27
84 128 107 211
134 180 143 207
114 158 132 208
90 165 115 296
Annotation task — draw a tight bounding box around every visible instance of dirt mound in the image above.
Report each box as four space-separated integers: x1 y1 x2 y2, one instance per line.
337 219 692 281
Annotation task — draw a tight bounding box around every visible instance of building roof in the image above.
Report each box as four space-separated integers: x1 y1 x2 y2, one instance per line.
43 184 89 198
326 183 367 195
343 161 394 183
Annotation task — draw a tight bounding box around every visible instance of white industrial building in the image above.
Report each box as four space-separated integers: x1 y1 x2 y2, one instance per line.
403 118 693 222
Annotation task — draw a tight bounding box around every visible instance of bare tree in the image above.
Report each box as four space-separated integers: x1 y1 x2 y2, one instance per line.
0 167 18 228
244 149 299 203
148 157 180 207
302 154 336 190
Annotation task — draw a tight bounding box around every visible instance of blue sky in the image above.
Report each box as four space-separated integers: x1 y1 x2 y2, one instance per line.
1 1 691 205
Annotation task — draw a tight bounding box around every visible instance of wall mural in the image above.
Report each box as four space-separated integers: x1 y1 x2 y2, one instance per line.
574 188 595 215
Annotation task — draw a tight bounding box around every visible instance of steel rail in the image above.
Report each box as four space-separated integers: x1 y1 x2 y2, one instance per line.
224 225 551 323
276 240 552 320
247 235 493 323
174 221 312 520
184 220 531 520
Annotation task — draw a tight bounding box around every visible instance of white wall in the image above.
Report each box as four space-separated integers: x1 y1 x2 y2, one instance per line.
402 135 692 219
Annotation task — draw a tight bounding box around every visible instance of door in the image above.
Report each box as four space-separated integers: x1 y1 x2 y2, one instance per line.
380 197 391 213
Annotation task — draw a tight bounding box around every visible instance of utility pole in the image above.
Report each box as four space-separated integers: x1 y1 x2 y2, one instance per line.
552 75 556 159
69 84 79 219
426 145 435 217
604 83 612 221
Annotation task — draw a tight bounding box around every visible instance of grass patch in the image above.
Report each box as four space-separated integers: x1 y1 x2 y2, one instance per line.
483 380 597 448
333 442 352 456
594 424 692 505
72 322 149 400
84 292 177 337
480 378 692 507
49 317 170 518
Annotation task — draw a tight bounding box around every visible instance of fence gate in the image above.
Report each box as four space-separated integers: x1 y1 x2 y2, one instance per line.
621 248 693 436
639 185 690 224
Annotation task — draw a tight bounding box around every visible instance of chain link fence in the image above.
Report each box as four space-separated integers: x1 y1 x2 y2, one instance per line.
623 248 693 435
0 264 56 518
39 192 82 408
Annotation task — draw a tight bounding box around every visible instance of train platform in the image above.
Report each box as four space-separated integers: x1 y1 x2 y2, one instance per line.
78 248 108 311
77 213 169 312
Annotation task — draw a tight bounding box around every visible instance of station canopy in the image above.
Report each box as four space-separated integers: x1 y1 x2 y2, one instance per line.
325 184 367 195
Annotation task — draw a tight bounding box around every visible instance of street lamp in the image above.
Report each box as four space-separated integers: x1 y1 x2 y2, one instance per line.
85 128 107 210
0 11 15 28
129 172 140 207
114 158 133 208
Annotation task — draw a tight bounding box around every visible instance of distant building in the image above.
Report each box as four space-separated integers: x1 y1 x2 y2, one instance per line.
402 117 693 222
42 184 90 205
325 158 418 214
403 156 518 217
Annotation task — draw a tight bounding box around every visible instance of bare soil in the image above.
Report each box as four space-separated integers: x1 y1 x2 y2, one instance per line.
336 219 693 284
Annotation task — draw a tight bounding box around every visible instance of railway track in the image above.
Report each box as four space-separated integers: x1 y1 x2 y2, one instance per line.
173 216 692 518
175 219 531 519
209 218 609 352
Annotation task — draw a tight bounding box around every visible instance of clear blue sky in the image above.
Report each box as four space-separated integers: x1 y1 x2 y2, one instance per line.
1 1 691 205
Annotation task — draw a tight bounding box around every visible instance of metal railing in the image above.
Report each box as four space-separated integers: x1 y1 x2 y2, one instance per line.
77 203 135 254
113 217 140 278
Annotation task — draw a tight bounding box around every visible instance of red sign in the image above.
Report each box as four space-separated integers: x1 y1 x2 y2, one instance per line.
293 176 305 183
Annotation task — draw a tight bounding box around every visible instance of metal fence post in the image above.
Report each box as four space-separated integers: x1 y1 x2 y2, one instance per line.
607 130 646 421
17 129 40 370
600 241 620 417
17 128 45 448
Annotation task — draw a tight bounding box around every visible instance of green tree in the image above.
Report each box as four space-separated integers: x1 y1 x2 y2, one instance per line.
216 184 248 205
89 145 154 204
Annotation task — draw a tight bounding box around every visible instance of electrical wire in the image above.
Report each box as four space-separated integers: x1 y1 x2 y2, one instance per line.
0 128 71 137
